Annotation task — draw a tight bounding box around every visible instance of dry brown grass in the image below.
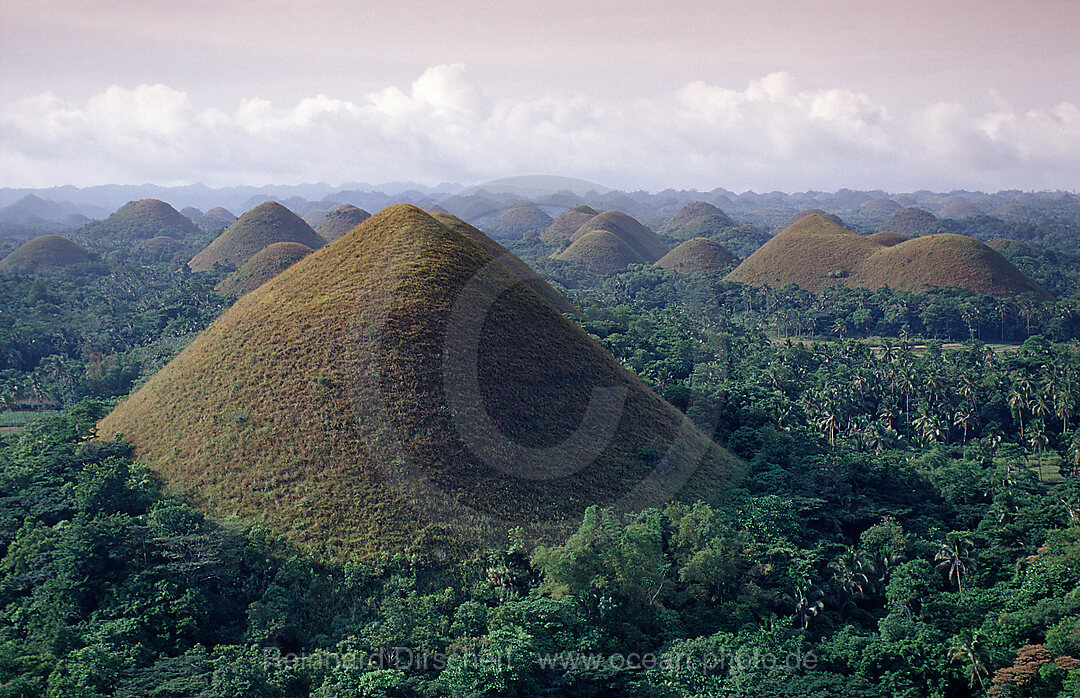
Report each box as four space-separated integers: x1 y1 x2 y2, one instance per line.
659 201 735 237
188 201 325 272
215 241 313 297
656 237 737 273
100 204 741 561
541 204 598 242
882 207 938 235
0 235 95 273
315 204 371 243
726 213 881 290
866 231 908 247
848 233 1053 299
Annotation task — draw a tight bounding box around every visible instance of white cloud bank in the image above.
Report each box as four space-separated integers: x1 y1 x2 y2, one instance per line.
2 64 1079 192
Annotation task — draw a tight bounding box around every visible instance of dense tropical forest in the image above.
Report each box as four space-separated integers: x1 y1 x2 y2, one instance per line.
1 189 1080 697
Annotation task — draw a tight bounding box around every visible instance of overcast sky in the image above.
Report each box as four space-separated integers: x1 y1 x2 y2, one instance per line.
2 0 1079 192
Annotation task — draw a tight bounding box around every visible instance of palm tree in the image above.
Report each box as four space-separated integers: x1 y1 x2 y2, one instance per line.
935 535 975 593
1028 419 1050 482
953 402 978 445
1008 375 1033 439
914 404 945 445
948 629 989 695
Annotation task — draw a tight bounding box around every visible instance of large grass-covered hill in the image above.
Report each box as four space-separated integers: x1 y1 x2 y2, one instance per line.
100 205 740 560
188 201 324 272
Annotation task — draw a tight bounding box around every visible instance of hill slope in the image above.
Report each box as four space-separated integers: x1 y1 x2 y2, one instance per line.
848 234 1053 299
81 199 199 244
99 205 740 560
866 231 909 247
315 204 371 243
656 238 737 273
486 204 553 240
882 207 938 236
569 211 668 262
188 202 324 272
0 235 97 274
726 214 880 290
194 207 237 232
215 241 313 297
542 204 598 242
659 202 736 238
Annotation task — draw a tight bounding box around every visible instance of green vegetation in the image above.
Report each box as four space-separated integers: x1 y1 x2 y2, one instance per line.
79 199 200 251
658 201 736 241
883 207 939 236
188 202 325 272
5 191 1080 696
485 203 553 240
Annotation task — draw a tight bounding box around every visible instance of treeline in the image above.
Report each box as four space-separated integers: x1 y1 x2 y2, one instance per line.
1 403 1078 696
0 262 227 409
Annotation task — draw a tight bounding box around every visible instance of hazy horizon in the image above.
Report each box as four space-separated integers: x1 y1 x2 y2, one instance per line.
3 0 1079 192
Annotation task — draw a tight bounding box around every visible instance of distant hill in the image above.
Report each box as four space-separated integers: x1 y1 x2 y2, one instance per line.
315 204 371 243
555 211 668 273
658 202 736 240
188 201 324 272
462 175 613 197
81 199 199 245
727 213 1050 299
847 234 1052 299
303 209 329 228
180 206 203 220
99 204 741 559
994 203 1036 221
0 234 98 274
542 204 598 243
882 207 938 236
726 214 879 290
216 241 313 297
486 204 553 240
866 231 909 247
571 211 667 261
782 209 844 230
861 198 902 214
938 202 979 218
656 238 737 273
193 207 237 233
0 194 70 224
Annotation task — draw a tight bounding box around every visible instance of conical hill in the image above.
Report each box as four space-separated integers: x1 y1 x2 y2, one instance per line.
99 205 740 560
725 213 879 290
659 201 736 238
315 204 371 243
542 204 598 242
188 201 325 272
656 238 737 273
0 235 97 274
215 241 313 297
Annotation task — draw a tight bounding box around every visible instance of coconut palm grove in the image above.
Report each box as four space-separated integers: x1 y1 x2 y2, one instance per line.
1 183 1080 697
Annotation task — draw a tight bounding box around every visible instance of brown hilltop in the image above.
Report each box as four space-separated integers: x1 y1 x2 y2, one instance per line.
316 204 371 243
726 214 879 290
0 235 97 274
782 209 844 230
656 238 737 273
84 199 199 242
487 204 553 239
215 241 313 297
861 198 902 214
848 234 1052 300
188 201 325 272
659 201 736 238
882 207 938 236
570 211 668 261
555 211 669 273
99 204 740 560
194 207 238 233
726 214 1050 299
541 204 598 243
938 202 979 218
866 231 909 247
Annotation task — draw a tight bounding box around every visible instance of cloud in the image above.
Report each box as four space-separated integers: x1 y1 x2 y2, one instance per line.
1 65 1079 191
